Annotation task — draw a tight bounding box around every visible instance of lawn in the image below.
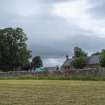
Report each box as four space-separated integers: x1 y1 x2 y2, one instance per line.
0 80 105 105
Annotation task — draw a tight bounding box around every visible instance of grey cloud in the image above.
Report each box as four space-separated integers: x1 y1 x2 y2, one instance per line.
38 0 71 3
88 0 105 18
30 33 105 58
0 0 105 60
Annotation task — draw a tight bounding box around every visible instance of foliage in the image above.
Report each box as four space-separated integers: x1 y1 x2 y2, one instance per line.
100 49 105 67
72 56 86 69
92 52 101 56
21 63 31 71
1 74 105 81
0 27 31 71
73 47 87 58
72 47 87 69
32 56 43 69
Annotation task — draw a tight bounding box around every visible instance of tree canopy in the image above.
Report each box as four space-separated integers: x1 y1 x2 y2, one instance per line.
72 56 86 69
92 52 101 56
72 47 87 69
0 27 31 71
73 47 87 58
31 56 43 70
100 49 105 67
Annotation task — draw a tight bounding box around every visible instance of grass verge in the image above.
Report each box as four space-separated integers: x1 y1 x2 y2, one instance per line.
0 74 105 81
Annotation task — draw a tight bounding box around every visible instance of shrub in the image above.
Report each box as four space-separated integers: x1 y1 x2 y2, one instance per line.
72 56 86 69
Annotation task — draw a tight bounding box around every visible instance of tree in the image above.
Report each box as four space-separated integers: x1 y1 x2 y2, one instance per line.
72 47 87 69
72 56 86 69
73 47 87 58
0 27 31 71
92 52 101 56
100 49 105 67
31 56 43 69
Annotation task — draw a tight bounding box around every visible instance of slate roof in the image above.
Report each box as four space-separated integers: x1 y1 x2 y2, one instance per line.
87 55 100 65
62 59 72 67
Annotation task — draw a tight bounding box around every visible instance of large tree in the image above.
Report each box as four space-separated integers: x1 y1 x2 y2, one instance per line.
72 47 87 69
0 27 31 71
73 47 87 58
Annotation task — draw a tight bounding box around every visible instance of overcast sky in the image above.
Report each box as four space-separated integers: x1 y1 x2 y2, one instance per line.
0 0 105 66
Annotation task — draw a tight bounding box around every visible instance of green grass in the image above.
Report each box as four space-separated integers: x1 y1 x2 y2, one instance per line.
0 80 105 105
0 74 105 81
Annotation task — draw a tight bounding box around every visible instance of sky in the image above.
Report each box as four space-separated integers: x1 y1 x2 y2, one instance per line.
0 0 105 66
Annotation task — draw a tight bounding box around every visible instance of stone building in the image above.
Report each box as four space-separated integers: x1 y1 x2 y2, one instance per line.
61 55 100 70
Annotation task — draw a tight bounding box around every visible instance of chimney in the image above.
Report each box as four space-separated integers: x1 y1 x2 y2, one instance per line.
66 55 69 60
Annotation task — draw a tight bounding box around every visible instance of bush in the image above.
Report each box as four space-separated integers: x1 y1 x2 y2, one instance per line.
72 56 86 69
100 50 105 67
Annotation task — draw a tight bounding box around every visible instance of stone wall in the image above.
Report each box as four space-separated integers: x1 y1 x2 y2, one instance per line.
61 68 105 76
0 71 33 77
0 68 105 77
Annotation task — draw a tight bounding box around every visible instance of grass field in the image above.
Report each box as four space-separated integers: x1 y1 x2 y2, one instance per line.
0 80 105 105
